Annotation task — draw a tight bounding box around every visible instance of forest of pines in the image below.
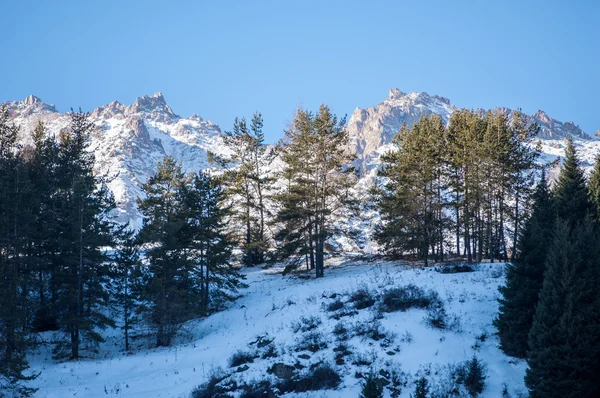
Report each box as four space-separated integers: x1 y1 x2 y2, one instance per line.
1 103 600 397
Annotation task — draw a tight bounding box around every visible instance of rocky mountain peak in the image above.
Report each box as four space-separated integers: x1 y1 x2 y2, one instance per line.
127 93 179 122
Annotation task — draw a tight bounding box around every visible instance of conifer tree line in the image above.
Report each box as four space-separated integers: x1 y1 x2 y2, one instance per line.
496 136 600 397
0 107 244 395
0 102 356 394
373 110 540 264
218 105 357 277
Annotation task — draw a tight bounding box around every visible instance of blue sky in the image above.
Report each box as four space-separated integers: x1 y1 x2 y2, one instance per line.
1 0 598 142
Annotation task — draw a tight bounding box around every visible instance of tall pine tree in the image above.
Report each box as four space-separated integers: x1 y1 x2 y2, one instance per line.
494 169 553 358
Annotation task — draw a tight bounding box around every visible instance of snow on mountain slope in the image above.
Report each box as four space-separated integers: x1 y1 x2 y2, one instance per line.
347 88 594 174
28 259 527 397
3 93 230 229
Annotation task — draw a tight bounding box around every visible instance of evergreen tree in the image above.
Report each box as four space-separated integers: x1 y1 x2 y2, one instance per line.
0 106 38 396
495 169 553 358
51 110 116 359
138 159 244 346
221 113 274 267
374 115 449 264
110 228 142 352
412 377 429 398
526 218 600 397
274 105 356 277
588 153 600 217
553 135 595 226
359 371 384 398
182 172 245 315
137 156 191 347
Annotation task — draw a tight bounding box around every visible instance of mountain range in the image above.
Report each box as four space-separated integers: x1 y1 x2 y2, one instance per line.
3 89 599 234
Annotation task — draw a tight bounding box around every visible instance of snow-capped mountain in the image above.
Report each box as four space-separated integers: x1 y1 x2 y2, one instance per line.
3 89 597 236
3 93 230 229
346 88 592 174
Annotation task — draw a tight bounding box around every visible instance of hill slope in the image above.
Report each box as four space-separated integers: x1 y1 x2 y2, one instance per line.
28 259 527 397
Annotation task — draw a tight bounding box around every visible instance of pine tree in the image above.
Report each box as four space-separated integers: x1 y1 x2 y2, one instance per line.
588 153 600 217
526 218 600 397
553 135 595 226
137 156 191 347
221 113 273 267
274 105 356 277
0 106 38 396
495 169 553 358
374 115 449 264
412 377 429 398
51 110 116 359
138 159 244 346
182 171 245 315
110 228 142 352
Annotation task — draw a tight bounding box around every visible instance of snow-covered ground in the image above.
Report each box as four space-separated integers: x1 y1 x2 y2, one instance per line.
28 258 528 397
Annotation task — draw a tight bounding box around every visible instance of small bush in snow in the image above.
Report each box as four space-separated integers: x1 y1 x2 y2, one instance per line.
413 377 430 398
290 315 322 333
332 321 350 340
260 343 278 359
333 342 352 364
353 319 386 341
325 298 345 312
349 287 377 309
228 350 256 368
436 263 474 274
191 368 232 398
425 305 448 329
329 307 359 320
294 331 328 353
277 362 341 393
380 284 442 312
239 380 276 398
351 352 374 366
359 371 384 398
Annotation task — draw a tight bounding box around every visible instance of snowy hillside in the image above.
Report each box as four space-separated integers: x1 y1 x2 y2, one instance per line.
28 259 527 397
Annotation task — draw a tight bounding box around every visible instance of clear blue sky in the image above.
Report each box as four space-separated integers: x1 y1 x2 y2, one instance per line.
1 0 598 142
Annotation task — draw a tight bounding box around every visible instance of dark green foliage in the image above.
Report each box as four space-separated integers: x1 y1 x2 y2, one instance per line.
525 218 600 397
588 153 600 217
138 160 244 346
221 113 274 267
375 110 539 264
349 287 377 309
273 105 356 277
360 371 384 398
495 170 554 358
48 111 117 360
413 377 429 398
380 284 441 313
293 331 328 353
191 369 233 398
353 319 386 341
109 227 143 352
228 350 256 368
374 115 448 264
460 356 486 397
553 135 595 226
279 363 341 393
325 299 344 312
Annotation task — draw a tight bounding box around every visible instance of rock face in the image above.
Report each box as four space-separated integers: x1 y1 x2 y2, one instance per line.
2 93 229 229
346 88 592 173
